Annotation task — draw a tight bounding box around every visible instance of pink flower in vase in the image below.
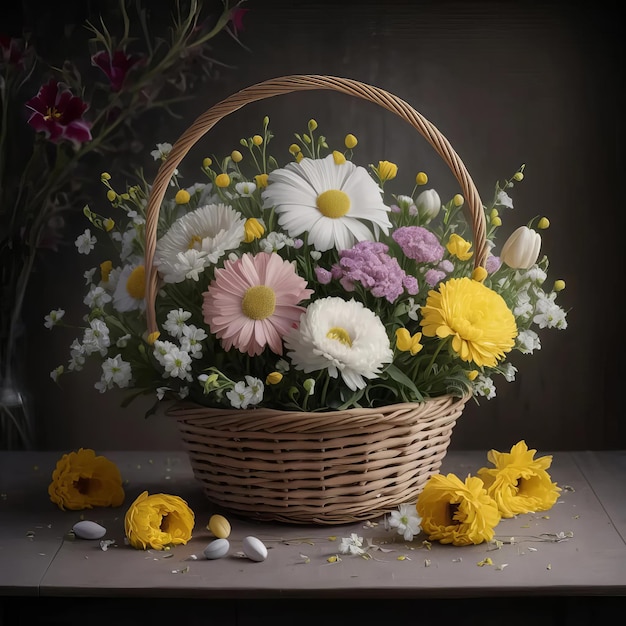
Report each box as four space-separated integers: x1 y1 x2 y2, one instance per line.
25 79 92 146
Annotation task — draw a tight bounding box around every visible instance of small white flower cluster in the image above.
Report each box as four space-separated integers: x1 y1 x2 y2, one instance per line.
224 375 265 409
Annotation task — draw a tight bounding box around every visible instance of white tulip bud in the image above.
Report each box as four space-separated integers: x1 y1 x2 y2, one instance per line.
415 189 441 223
500 226 541 269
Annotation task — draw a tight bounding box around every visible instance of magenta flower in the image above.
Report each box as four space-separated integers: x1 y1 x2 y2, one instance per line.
392 226 444 263
333 241 418 303
1 36 26 67
91 50 143 92
25 79 92 146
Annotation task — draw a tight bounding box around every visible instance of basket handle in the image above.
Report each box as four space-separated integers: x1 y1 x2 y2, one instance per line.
144 74 487 336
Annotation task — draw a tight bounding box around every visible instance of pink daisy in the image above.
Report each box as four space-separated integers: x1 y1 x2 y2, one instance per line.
202 252 313 357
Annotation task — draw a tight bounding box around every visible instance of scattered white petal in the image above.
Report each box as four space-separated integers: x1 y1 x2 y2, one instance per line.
496 563 509 571
424 558 431 567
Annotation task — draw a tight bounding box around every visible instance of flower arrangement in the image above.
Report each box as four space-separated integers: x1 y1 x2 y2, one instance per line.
47 116 567 414
0 0 248 449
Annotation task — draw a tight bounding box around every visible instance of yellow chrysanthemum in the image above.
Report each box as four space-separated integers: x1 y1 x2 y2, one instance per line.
124 491 195 550
416 473 501 546
48 448 125 511
477 440 561 518
420 277 517 368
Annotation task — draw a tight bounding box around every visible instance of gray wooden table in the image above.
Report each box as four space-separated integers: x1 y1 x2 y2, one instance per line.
1 450 624 624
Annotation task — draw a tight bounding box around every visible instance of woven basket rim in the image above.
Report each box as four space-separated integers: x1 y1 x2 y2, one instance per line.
166 392 471 418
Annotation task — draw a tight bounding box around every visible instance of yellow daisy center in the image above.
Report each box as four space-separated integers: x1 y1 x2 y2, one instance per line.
188 234 202 249
316 189 350 218
326 326 352 347
242 285 276 320
126 266 146 299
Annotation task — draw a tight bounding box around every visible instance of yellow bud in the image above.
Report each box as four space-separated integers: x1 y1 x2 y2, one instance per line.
553 279 566 292
308 119 318 131
231 150 243 163
491 216 502 227
103 218 115 232
175 189 191 204
472 266 488 283
254 173 269 188
490 208 499 219
332 150 346 165
215 173 231 188
453 193 464 207
252 135 263 146
466 370 479 381
513 172 524 181
376 160 398 182
344 134 358 149
266 371 283 385
203 157 213 168
106 189 117 202
244 217 265 243
289 143 301 155
537 217 550 229
295 152 304 163
415 171 428 186
120 193 130 200
147 331 160 345
101 172 111 181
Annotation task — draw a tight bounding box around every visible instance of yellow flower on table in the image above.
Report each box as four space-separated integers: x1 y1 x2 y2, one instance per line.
416 473 501 546
48 448 125 511
477 440 561 518
124 491 195 550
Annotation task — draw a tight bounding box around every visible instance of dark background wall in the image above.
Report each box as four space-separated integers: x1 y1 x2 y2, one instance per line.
5 0 624 451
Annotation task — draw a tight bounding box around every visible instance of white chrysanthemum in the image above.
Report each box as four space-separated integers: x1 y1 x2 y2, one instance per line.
262 154 391 252
285 297 393 391
154 203 245 283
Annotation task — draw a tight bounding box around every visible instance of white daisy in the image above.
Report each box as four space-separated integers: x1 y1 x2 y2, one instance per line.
154 203 246 283
262 154 391 252
285 297 393 391
112 264 146 313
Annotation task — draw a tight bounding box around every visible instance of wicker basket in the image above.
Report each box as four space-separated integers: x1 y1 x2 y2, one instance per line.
143 75 488 525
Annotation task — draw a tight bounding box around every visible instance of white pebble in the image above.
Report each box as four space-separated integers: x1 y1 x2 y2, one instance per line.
72 520 106 540
242 536 267 562
203 538 230 560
